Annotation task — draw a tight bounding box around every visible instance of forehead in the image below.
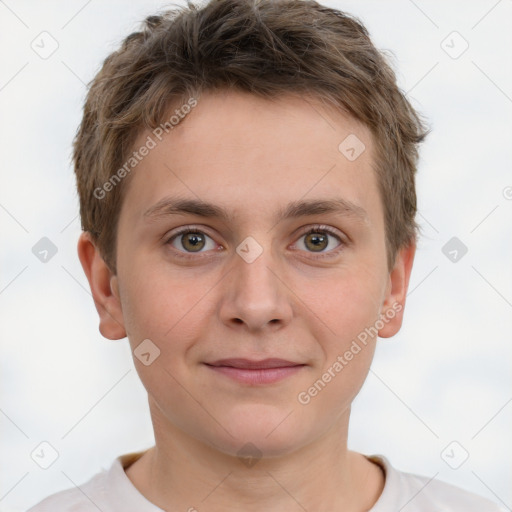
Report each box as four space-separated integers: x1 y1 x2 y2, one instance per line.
120 90 380 228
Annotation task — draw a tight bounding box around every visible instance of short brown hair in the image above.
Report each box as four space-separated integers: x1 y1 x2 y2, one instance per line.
73 0 429 274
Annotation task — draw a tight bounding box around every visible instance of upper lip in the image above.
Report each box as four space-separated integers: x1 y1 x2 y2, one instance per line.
205 358 304 369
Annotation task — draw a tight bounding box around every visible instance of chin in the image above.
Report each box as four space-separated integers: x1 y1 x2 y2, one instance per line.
203 406 314 459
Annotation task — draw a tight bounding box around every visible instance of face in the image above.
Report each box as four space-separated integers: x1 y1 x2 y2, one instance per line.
79 89 414 458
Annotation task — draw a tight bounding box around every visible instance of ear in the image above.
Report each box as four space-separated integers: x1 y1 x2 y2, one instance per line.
77 231 126 340
378 242 416 338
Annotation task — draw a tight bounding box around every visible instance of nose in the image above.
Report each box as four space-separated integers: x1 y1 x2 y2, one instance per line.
218 237 293 332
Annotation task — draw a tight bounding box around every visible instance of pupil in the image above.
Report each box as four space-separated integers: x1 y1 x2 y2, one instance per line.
185 233 204 251
308 233 326 252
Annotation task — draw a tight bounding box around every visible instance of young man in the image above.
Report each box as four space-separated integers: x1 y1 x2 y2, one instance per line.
28 0 505 510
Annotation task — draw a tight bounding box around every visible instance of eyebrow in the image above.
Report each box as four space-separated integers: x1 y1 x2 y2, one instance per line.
143 196 369 225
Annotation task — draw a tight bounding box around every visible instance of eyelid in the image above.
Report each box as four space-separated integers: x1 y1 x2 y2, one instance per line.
295 223 344 240
164 225 216 242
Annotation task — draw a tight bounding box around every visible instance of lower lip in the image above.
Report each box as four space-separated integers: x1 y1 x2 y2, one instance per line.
205 365 305 385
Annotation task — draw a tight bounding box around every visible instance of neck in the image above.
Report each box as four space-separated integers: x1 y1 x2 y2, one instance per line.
125 401 384 512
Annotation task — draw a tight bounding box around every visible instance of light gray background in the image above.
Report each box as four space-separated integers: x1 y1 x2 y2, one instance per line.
1 1 511 511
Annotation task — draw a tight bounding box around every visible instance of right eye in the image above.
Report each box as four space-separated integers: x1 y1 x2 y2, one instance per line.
165 227 220 257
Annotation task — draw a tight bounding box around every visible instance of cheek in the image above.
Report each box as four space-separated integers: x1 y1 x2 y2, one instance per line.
316 296 379 391
295 278 380 413
119 264 197 348
119 272 203 410
302 272 383 342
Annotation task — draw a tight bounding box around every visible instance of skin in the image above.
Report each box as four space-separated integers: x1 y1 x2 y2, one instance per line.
78 89 415 511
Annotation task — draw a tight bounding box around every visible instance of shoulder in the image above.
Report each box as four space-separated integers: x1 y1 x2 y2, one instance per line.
368 455 507 512
26 451 151 512
26 469 109 512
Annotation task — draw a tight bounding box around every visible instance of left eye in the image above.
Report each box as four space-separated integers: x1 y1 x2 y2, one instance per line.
294 227 343 254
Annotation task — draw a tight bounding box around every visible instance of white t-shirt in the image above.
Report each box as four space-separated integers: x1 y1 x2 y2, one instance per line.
27 451 506 511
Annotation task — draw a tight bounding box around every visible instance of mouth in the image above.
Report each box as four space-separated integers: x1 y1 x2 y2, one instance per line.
204 358 306 385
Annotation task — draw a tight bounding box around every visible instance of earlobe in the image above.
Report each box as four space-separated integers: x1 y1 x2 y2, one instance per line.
77 231 127 340
378 242 416 338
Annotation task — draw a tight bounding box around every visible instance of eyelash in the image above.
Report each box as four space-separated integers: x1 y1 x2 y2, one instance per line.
164 224 346 261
